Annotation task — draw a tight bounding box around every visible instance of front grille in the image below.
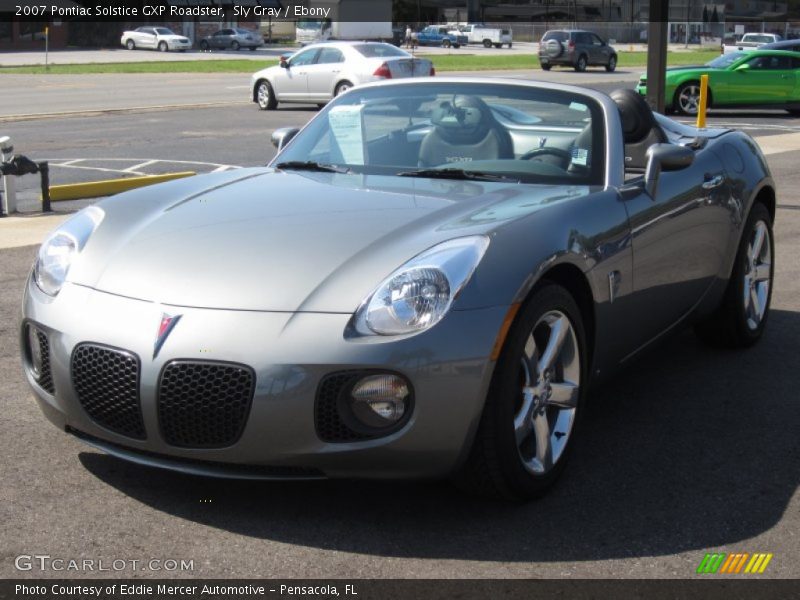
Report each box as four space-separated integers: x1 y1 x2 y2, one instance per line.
315 371 374 443
71 344 145 440
34 329 54 394
158 361 255 448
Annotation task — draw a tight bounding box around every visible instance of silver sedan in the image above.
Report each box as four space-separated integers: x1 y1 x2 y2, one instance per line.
250 41 435 109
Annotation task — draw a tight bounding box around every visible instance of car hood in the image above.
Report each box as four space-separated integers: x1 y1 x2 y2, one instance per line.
68 169 586 312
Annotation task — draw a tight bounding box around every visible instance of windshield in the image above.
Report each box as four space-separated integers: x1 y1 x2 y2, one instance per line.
706 52 745 68
155 28 175 36
297 19 323 31
273 82 605 186
354 43 409 58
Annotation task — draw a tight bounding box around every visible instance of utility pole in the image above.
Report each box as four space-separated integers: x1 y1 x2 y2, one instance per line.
646 0 669 113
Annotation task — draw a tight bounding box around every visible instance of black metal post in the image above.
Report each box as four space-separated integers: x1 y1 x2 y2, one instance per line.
39 162 51 213
646 0 669 113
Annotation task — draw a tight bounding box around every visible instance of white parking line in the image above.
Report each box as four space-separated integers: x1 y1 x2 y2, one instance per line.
124 160 159 173
754 132 800 156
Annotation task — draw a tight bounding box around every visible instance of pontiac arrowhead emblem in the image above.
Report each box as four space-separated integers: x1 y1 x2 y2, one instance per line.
154 313 182 359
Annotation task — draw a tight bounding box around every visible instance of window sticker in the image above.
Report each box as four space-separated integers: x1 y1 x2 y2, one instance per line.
571 147 589 166
569 102 588 112
328 105 366 165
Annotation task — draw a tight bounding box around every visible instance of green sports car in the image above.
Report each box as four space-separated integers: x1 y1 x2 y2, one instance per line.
636 49 800 115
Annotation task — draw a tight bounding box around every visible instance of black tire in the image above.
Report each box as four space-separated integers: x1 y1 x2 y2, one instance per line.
494 43 502 48
199 40 209 51
695 202 774 348
483 39 492 48
574 54 587 72
334 80 353 97
249 46 257 52
125 39 135 51
442 39 451 48
540 63 552 71
786 108 800 116
508 42 513 48
232 41 240 51
158 41 168 52
455 282 588 500
605 54 617 72
256 80 277 110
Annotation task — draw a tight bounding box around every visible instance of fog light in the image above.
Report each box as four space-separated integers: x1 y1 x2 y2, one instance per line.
27 325 43 379
349 374 410 429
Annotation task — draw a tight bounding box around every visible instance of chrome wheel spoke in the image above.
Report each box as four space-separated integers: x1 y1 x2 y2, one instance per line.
753 262 771 283
752 225 766 260
533 412 553 472
750 286 762 319
537 316 568 374
548 381 579 409
514 388 536 444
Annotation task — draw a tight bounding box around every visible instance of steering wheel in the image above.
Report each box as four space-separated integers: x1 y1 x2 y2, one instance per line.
520 147 573 163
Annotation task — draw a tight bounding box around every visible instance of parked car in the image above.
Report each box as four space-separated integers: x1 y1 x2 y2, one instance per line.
199 28 263 52
723 32 782 54
538 29 617 72
251 42 434 110
120 27 191 52
636 49 800 115
453 23 513 48
23 78 776 500
416 25 468 48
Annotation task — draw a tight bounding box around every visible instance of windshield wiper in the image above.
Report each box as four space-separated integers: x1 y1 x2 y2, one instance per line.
274 161 350 174
397 168 518 183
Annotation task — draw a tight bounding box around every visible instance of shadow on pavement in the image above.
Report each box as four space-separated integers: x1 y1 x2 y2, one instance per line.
80 309 800 562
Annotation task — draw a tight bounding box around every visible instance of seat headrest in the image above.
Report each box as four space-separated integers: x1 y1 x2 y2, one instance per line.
431 95 492 143
610 89 658 144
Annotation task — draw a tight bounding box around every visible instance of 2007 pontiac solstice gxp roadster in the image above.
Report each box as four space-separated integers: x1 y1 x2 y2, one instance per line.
22 79 776 500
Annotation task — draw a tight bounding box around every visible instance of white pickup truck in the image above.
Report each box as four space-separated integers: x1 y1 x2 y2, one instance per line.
451 24 513 48
723 32 782 54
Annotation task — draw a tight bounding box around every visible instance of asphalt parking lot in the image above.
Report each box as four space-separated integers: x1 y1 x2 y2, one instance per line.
1 68 798 579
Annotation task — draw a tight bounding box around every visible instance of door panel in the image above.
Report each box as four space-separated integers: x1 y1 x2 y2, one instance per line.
623 149 733 342
306 48 344 101
725 55 794 105
276 49 318 99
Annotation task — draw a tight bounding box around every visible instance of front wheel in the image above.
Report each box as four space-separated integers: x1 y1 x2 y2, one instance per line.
158 41 168 52
456 282 587 500
442 39 451 48
540 63 552 71
695 202 774 348
606 55 617 72
232 41 240 51
574 54 587 72
674 81 703 115
199 40 209 51
256 80 277 110
483 39 492 48
125 39 135 50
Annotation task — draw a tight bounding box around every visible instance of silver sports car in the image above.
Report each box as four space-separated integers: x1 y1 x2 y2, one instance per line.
22 79 776 500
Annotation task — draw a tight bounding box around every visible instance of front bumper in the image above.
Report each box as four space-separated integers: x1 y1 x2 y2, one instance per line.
23 279 506 480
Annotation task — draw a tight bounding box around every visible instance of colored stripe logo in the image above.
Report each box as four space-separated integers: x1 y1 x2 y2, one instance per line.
697 552 773 574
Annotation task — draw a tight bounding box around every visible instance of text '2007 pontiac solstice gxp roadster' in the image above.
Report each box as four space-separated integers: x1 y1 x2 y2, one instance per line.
22 79 776 500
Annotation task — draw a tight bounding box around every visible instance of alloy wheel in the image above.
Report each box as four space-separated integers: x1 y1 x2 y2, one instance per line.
678 84 701 115
743 220 772 330
514 310 580 475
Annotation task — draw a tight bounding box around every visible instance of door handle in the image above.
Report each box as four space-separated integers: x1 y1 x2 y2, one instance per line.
702 174 724 190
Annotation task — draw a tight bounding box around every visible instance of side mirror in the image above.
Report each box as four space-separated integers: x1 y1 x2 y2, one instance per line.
644 143 694 198
735 62 750 72
271 127 300 150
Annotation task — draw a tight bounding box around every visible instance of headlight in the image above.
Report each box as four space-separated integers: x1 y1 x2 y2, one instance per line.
34 206 104 296
352 236 490 336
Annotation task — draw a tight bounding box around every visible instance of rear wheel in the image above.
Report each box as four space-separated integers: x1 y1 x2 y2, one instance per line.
494 43 503 48
455 282 587 500
232 41 240 51
125 39 135 50
574 54 587 72
334 80 353 97
508 42 513 48
442 39 451 48
256 80 277 110
540 63 552 71
695 202 774 348
158 41 168 52
483 39 492 48
199 40 209 51
606 55 617 72
249 46 257 52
